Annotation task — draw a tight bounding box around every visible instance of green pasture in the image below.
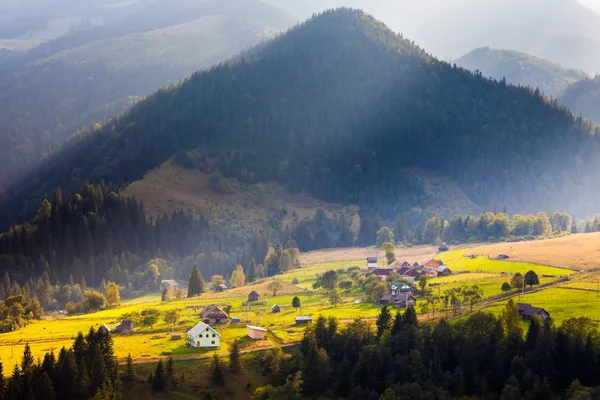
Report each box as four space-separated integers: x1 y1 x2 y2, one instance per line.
439 249 575 276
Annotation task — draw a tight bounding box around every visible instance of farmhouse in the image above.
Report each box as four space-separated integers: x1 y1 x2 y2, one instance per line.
372 268 394 280
518 303 550 320
200 305 229 324
248 290 261 302
400 261 412 268
115 320 134 334
272 304 281 313
423 258 442 269
379 293 417 308
367 257 378 270
389 282 414 295
187 321 221 349
216 284 228 292
437 265 453 276
160 279 179 291
247 325 268 339
439 243 449 252
295 315 313 324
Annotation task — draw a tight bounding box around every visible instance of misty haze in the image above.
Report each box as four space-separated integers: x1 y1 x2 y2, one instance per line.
0 1 599 399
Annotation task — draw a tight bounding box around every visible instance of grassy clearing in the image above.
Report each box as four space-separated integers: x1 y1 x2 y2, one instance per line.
480 287 600 323
439 249 575 276
466 232 600 271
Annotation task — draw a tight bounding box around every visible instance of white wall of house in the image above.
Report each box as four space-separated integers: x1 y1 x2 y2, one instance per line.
188 327 220 348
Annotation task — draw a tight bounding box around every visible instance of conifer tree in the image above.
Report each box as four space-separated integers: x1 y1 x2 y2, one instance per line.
152 360 166 392
211 354 225 386
123 353 134 381
229 339 241 373
187 264 206 298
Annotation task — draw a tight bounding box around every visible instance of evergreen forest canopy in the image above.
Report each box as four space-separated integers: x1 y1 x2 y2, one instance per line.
0 0 294 198
560 75 600 125
455 47 588 98
3 8 600 232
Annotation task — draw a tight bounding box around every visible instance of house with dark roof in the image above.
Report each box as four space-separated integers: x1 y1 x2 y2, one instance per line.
439 243 449 252
497 254 510 260
115 320 134 334
400 261 412 268
372 268 394 280
436 265 452 276
379 292 416 308
272 304 281 313
200 305 229 324
518 303 549 320
248 290 260 302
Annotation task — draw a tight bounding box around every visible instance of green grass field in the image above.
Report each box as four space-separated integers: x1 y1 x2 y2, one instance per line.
480 287 600 324
439 249 575 276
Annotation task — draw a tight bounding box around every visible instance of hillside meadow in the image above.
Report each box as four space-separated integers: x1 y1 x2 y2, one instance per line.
465 232 600 271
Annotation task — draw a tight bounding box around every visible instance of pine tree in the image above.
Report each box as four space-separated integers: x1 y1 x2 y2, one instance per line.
21 343 34 376
229 339 241 373
152 360 166 391
376 306 392 339
211 354 225 386
165 357 175 387
123 353 134 381
187 264 206 298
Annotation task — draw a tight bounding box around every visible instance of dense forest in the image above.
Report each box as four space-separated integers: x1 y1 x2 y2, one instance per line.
0 0 293 197
455 47 587 97
560 75 600 125
250 303 600 399
3 8 600 232
0 183 268 306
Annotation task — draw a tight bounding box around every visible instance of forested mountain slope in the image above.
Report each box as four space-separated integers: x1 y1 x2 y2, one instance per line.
456 47 588 97
0 0 294 196
3 8 600 230
560 75 600 124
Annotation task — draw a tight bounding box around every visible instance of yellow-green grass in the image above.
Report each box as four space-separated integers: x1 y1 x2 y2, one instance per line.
480 287 600 324
467 232 600 271
0 286 380 366
278 260 364 289
439 249 575 276
121 352 271 400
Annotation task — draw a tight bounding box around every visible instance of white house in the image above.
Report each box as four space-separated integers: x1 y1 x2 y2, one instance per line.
187 321 221 349
247 325 268 339
366 257 378 270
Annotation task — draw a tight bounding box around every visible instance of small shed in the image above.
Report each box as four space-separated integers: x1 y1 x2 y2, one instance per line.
187 321 221 349
247 325 268 340
439 243 449 252
272 304 281 313
115 320 134 334
518 303 550 320
497 254 510 260
231 317 241 324
248 290 260 302
160 279 179 291
217 284 228 292
295 315 313 324
367 257 378 270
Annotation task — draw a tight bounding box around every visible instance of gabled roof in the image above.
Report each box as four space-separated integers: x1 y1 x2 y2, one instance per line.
161 279 178 285
401 261 411 268
200 305 229 318
249 290 260 296
187 321 220 337
518 303 549 317
218 284 228 289
372 269 393 276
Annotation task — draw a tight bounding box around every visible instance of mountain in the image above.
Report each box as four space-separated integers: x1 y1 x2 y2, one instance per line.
560 75 600 124
3 8 600 231
275 0 600 74
455 47 588 97
0 0 295 193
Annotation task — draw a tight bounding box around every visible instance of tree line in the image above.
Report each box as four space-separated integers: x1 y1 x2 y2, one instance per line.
249 303 600 399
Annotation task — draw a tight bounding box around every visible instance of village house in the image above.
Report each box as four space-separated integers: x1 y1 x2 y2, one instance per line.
518 303 550 320
99 324 111 334
295 315 313 324
439 243 449 252
160 279 179 291
216 284 228 292
200 305 229 324
187 321 221 349
367 257 378 270
436 265 453 276
115 320 134 334
372 268 394 280
272 304 281 313
247 325 268 339
248 290 260 302
389 281 414 296
497 254 510 260
379 292 417 308
423 258 442 269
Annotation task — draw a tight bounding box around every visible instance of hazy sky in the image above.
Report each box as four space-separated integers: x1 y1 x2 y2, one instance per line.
579 0 600 13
